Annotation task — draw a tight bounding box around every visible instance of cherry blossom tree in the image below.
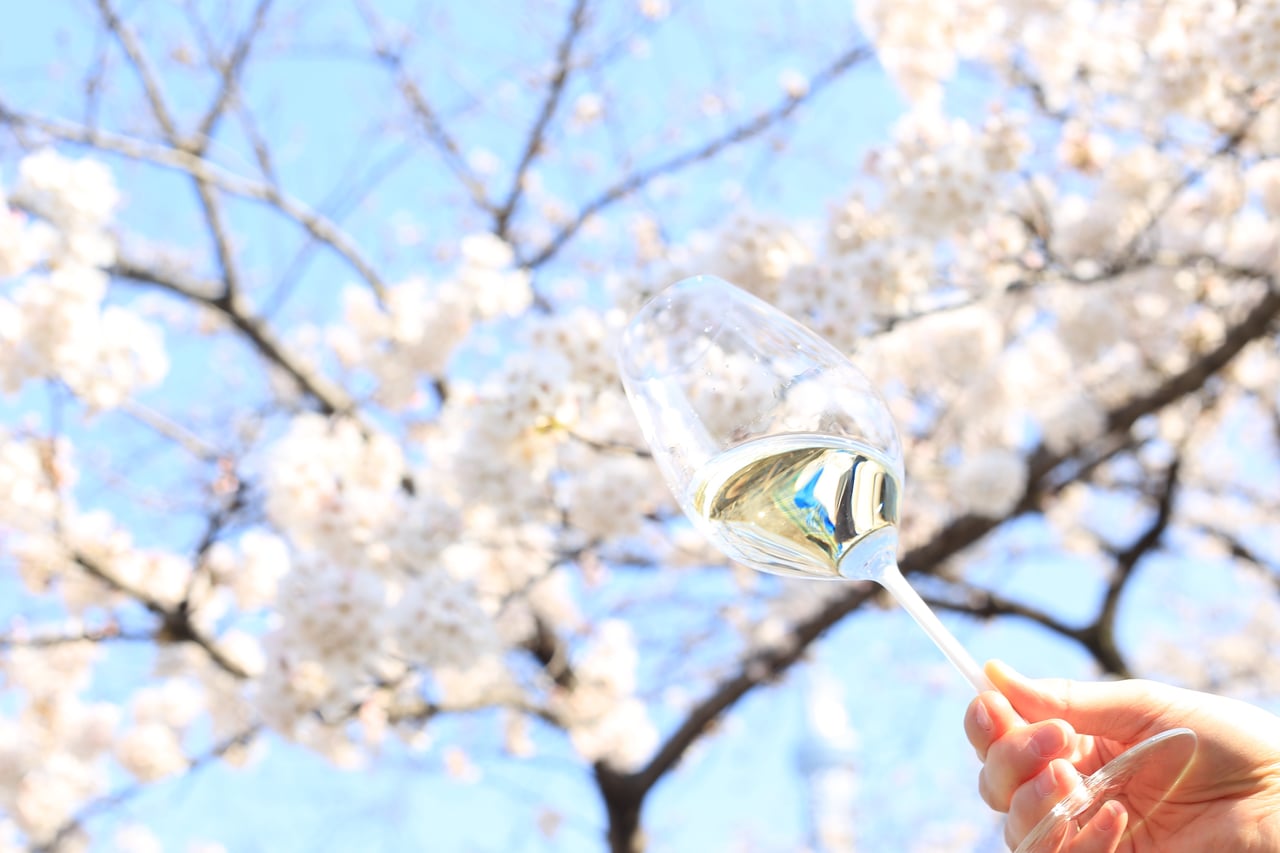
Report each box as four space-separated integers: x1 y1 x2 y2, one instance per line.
2 0 1279 850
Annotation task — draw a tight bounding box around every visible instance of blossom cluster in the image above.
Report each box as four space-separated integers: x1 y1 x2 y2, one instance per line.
0 150 167 410
552 620 658 769
0 641 112 844
855 0 1279 129
259 413 504 746
329 233 532 409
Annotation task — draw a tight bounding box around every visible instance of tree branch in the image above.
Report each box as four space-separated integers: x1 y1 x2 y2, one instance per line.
1083 457 1183 673
192 0 274 145
34 724 262 853
521 42 874 269
71 552 250 680
359 2 494 214
0 103 389 304
923 585 1084 646
494 0 590 236
109 252 357 416
0 625 152 649
94 0 179 138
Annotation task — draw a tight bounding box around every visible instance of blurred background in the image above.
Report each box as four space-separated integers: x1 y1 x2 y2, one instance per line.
1 0 1278 850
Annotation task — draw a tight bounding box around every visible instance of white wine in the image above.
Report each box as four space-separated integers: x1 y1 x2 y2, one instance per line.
690 433 901 579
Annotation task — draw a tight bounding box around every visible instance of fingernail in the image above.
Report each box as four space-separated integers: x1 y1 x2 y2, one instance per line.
1034 763 1058 799
1031 723 1066 758
987 659 1025 685
975 699 993 732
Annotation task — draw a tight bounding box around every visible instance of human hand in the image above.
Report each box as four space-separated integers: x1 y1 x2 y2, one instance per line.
964 660 1280 852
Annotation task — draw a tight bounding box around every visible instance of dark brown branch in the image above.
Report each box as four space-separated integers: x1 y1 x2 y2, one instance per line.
259 139 417 320
1083 457 1183 673
71 552 250 679
923 586 1082 645
1201 527 1280 593
921 453 1184 678
101 0 265 304
642 586 879 791
118 398 225 463
524 613 577 690
1101 283 1280 437
597 581 883 852
182 471 250 607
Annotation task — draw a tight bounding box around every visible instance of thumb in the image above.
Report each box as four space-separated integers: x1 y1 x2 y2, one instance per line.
986 660 1172 743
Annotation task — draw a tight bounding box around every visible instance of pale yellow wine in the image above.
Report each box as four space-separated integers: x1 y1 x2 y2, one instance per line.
689 433 901 579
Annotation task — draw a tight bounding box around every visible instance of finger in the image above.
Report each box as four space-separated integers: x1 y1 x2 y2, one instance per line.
965 691 1022 761
1006 758 1084 847
1068 801 1128 853
986 660 1172 742
979 719 1074 812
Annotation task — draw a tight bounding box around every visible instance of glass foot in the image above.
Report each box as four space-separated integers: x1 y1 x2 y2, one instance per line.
1015 727 1198 853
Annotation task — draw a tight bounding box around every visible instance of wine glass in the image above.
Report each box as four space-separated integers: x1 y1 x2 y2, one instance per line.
616 274 1197 852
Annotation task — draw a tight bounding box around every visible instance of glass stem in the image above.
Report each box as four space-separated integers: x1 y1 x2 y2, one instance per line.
879 563 996 694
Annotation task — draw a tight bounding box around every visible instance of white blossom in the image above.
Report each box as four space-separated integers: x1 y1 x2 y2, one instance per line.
0 155 166 409
560 455 655 540
230 530 291 611
276 559 390 679
873 113 1019 238
3 4 1280 848
264 414 408 564
131 681 204 731
390 570 496 669
948 447 1027 517
556 621 658 769
567 696 658 770
1040 395 1106 454
1052 288 1129 363
572 92 605 126
458 233 532 319
1247 160 1280 217
115 723 187 782
334 278 471 405
12 753 99 842
0 206 38 277
15 149 119 233
113 824 163 853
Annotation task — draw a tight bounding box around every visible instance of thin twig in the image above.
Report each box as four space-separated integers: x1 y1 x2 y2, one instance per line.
35 724 263 853
493 0 590 236
522 42 874 269
193 0 275 145
358 0 494 214
0 103 389 304
94 0 179 137
0 626 152 649
117 399 225 463
72 552 250 680
109 251 357 416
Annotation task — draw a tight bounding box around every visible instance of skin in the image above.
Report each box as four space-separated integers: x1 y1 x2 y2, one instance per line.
965 660 1280 852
